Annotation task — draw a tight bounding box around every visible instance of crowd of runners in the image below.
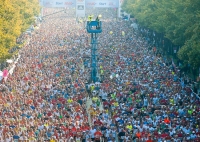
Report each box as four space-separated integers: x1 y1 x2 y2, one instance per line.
0 7 200 142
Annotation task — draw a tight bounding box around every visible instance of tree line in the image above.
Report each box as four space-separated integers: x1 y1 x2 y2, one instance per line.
122 0 200 71
0 0 40 62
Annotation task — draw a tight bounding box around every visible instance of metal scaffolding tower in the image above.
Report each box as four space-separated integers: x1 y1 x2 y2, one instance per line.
86 18 102 83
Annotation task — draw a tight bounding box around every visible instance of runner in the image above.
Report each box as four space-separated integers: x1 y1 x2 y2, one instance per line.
0 7 199 142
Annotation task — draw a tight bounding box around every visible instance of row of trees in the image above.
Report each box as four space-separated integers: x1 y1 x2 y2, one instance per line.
0 0 40 62
122 0 200 70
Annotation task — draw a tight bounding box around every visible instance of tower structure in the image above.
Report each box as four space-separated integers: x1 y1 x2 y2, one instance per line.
86 17 102 83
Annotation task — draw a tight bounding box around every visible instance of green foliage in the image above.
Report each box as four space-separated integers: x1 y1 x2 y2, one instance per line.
0 0 40 61
178 38 200 69
122 0 200 69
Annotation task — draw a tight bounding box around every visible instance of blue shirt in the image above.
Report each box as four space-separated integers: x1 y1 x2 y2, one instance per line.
118 119 124 124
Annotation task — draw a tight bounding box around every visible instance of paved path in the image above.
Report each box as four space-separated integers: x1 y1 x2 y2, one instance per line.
86 96 118 142
86 96 104 126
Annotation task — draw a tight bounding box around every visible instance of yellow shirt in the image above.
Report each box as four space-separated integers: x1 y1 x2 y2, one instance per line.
113 102 119 107
67 99 73 103
126 125 132 130
92 111 97 116
91 86 95 91
29 137 36 140
92 97 98 102
44 123 48 127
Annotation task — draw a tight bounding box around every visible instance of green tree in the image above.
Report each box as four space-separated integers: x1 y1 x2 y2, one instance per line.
0 0 40 61
122 0 200 69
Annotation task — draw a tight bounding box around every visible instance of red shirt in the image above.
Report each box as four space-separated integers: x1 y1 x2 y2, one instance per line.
24 77 29 81
146 139 153 142
129 106 134 111
103 101 110 107
84 126 90 131
154 132 159 138
117 93 122 98
76 115 81 120
141 131 146 137
149 93 154 98
194 137 200 142
54 131 59 139
38 63 42 69
136 132 141 138
77 95 83 100
110 100 115 105
113 115 119 120
164 118 170 124
52 99 57 105
47 112 52 117
74 83 78 88
160 99 168 105
58 97 64 102
61 126 68 132
196 132 200 137
68 132 73 138
33 101 38 107
177 133 183 137
94 131 102 140
94 120 103 126
160 133 169 138
71 127 77 136
76 129 82 137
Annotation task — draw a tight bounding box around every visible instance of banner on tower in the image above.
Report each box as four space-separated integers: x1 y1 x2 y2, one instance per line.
42 0 76 7
76 0 86 17
86 0 119 8
41 0 119 8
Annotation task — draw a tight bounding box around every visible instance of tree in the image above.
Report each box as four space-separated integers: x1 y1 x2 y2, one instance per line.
0 0 40 62
122 0 200 70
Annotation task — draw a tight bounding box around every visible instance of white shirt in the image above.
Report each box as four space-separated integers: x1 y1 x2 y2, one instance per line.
90 129 96 138
102 92 107 100
5 138 12 142
19 136 28 141
38 125 44 130
0 129 2 137
106 129 111 137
